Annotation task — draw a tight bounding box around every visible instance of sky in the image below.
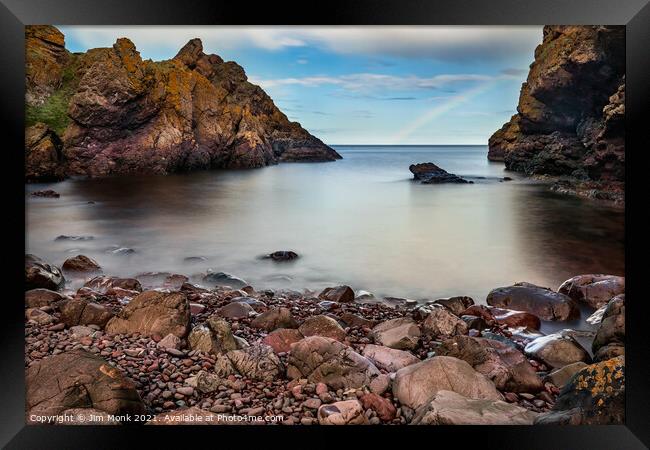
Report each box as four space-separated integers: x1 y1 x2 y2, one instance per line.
57 26 543 145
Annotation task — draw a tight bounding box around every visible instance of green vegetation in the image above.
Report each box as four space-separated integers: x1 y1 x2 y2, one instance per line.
26 55 80 136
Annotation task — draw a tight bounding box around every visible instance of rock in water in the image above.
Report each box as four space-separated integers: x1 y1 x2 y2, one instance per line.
318 285 355 303
409 162 470 184
524 331 591 369
392 356 502 410
105 290 191 338
488 26 624 201
264 251 299 261
535 356 625 425
592 295 625 357
25 254 65 291
558 274 625 309
62 255 102 275
486 283 579 321
203 271 248 288
24 25 340 179
26 350 145 420
411 390 538 425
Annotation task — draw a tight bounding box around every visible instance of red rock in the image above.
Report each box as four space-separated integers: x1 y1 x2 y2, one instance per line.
262 328 304 354
360 393 396 421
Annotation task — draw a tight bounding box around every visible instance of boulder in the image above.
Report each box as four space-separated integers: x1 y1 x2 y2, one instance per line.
411 390 537 425
436 335 543 393
433 296 475 316
84 276 142 294
558 274 625 309
105 290 190 338
25 288 67 308
25 254 64 291
594 343 625 362
359 393 397 421
318 285 355 303
26 350 144 420
60 298 114 328
188 318 238 355
535 357 625 425
215 345 284 382
26 308 55 325
61 255 102 275
592 295 624 354
262 328 304 353
299 315 347 341
216 301 254 319
392 356 502 410
250 307 298 331
544 361 589 388
362 344 420 372
409 162 470 184
422 307 468 337
486 283 579 321
287 336 380 389
317 400 368 425
203 271 247 288
490 307 541 330
264 251 299 261
524 331 591 369
156 333 181 351
371 317 421 350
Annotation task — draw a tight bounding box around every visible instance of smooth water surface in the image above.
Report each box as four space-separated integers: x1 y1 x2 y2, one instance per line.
26 146 624 306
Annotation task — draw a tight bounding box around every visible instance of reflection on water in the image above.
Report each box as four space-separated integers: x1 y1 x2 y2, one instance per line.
26 146 624 312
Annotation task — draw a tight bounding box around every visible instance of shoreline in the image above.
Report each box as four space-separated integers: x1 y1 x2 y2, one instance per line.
25 255 626 425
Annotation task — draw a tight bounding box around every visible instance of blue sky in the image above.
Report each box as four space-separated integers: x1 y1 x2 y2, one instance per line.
58 26 542 145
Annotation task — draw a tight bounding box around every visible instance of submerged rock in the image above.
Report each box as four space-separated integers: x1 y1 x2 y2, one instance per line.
486 283 579 321
409 162 470 184
62 255 102 275
524 330 591 369
263 251 299 261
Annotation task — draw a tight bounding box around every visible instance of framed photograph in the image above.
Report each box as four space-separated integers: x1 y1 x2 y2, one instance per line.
3 0 648 447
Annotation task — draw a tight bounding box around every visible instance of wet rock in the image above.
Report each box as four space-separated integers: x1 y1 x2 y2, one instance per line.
60 298 114 328
544 361 589 388
183 256 207 264
490 307 541 330
558 274 624 309
318 285 355 303
26 350 144 420
594 343 625 362
392 356 502 410
84 276 142 294
524 331 591 369
360 392 396 421
203 271 247 288
30 189 60 198
25 288 67 308
25 254 65 291
585 304 608 325
433 296 475 316
216 302 254 319
437 335 543 393
62 255 102 275
107 247 136 256
106 290 191 338
318 400 368 425
262 328 304 353
251 307 298 331
264 251 299 261
362 344 420 372
409 162 470 184
55 235 94 242
411 390 537 425
535 356 625 425
422 307 468 337
163 274 189 289
371 317 421 350
298 315 347 342
592 295 624 354
486 283 579 321
287 336 380 389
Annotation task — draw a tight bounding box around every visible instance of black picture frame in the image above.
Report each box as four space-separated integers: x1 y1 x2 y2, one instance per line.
2 0 648 448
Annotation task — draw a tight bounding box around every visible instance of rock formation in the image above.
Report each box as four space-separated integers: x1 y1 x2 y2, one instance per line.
488 26 624 201
25 26 341 180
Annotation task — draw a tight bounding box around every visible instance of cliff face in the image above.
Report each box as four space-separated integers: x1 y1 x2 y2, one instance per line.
488 26 624 201
25 26 341 180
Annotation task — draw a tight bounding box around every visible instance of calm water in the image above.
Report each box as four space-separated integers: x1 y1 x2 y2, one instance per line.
26 146 624 308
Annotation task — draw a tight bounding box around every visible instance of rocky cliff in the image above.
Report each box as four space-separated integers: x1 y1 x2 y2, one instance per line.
488 26 624 202
25 26 341 180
